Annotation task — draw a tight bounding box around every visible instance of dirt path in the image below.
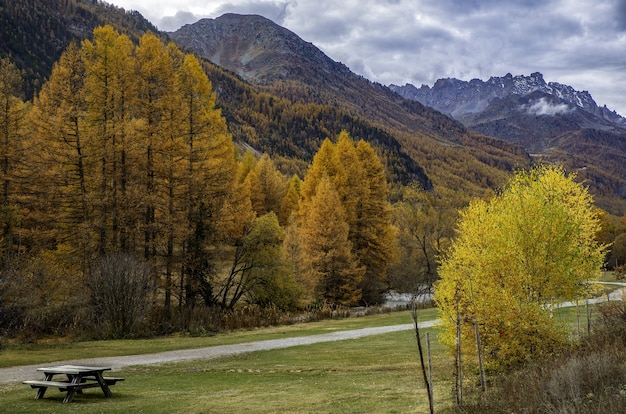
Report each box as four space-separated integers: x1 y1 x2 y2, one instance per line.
0 321 437 384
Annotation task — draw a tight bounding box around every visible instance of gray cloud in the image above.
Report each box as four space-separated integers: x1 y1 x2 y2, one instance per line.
159 11 199 32
214 0 292 24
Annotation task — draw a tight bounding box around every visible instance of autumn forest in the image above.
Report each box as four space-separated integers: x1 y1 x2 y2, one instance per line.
0 25 454 339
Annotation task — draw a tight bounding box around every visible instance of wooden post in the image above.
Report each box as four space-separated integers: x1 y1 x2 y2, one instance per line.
586 299 591 335
427 332 434 409
455 295 463 408
468 278 487 392
412 300 435 414
576 299 581 339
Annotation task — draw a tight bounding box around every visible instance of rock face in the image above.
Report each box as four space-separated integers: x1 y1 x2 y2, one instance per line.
170 13 351 85
390 72 626 126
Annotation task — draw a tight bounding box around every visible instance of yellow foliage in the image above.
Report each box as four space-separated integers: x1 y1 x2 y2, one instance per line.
435 164 607 370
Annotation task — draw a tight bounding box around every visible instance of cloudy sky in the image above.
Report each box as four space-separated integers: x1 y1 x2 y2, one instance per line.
108 0 626 115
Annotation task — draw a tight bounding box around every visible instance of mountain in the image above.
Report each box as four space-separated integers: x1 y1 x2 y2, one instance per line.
170 14 532 197
391 73 626 215
390 72 626 126
3 3 622 213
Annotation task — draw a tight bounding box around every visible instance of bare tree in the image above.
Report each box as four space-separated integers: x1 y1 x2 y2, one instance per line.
88 253 154 337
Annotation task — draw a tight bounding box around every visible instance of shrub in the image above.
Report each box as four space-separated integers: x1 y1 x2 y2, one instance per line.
87 253 155 338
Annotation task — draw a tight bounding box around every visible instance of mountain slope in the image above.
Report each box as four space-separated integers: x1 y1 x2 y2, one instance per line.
0 0 159 99
170 14 532 198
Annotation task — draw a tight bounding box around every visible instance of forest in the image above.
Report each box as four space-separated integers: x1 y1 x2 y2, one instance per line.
1 25 625 341
0 26 455 340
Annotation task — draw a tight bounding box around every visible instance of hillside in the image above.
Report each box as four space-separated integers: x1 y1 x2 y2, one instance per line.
0 0 160 99
170 13 531 197
2 3 537 203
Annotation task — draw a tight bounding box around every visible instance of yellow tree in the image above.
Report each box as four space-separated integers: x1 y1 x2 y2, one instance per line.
435 165 606 371
300 176 364 305
176 52 237 309
29 42 93 266
0 57 29 269
253 153 286 216
391 186 454 293
300 131 397 304
82 25 137 252
354 139 398 303
279 174 301 226
135 31 176 262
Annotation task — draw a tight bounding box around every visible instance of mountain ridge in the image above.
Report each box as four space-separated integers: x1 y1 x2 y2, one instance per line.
170 13 535 201
391 73 626 214
390 72 626 126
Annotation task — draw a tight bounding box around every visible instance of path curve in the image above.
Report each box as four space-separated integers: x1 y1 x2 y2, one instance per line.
0 321 437 384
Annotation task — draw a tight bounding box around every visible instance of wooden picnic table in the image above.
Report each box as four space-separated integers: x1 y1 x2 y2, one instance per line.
23 365 124 403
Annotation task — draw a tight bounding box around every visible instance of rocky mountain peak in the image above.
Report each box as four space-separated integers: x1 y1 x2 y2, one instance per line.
390 73 625 126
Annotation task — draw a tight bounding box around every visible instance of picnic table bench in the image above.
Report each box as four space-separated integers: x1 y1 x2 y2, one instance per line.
23 365 124 403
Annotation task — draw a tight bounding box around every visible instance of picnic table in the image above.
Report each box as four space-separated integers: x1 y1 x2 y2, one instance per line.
23 365 124 403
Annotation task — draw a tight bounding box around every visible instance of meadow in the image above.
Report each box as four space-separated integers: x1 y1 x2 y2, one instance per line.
1 303 623 413
1 308 456 413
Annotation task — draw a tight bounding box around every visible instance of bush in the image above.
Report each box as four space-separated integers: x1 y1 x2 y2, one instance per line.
87 253 155 339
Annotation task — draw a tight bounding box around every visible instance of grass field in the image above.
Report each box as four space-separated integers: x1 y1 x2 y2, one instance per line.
0 303 606 413
1 308 455 413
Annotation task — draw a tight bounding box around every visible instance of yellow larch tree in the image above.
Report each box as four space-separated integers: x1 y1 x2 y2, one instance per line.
300 176 364 305
0 57 29 269
354 139 398 303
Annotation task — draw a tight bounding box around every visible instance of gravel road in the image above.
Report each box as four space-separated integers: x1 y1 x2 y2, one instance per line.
0 320 437 384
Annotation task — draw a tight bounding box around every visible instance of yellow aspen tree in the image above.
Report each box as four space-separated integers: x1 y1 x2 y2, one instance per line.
436 165 606 371
300 176 364 305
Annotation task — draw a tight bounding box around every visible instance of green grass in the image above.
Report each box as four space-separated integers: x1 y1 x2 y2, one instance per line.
1 309 454 413
0 305 610 413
